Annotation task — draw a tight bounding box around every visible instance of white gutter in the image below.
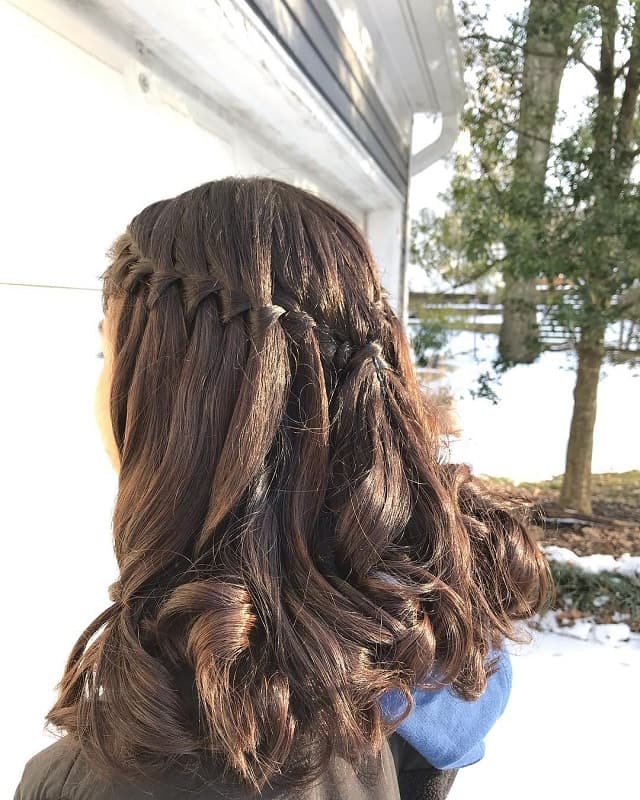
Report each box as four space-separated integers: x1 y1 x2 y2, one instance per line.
410 111 460 176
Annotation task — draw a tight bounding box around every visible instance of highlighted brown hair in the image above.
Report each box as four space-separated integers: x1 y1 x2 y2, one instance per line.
46 177 550 793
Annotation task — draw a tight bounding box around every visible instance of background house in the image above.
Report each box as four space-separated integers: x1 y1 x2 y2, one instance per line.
2 0 464 320
0 0 463 792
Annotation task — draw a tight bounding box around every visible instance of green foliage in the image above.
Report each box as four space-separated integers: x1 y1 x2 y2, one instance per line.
410 309 456 366
412 1 640 509
469 370 502 404
549 560 640 630
411 0 640 348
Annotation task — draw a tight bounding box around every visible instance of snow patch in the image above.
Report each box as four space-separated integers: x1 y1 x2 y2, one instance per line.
592 623 632 645
428 330 640 481
543 544 640 578
533 610 634 646
449 627 640 800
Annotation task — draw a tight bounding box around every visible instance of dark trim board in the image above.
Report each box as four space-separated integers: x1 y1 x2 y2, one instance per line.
244 0 410 193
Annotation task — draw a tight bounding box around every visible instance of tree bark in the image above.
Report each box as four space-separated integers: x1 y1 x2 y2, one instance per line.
499 0 581 364
499 278 540 364
560 0 640 511
560 330 605 514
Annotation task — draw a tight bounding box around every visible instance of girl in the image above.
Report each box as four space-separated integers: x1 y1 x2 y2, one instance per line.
15 177 549 800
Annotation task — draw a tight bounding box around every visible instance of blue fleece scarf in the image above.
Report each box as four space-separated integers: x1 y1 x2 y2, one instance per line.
379 649 513 770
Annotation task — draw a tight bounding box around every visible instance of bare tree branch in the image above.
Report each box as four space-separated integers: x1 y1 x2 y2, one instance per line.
589 0 618 176
450 258 508 290
479 109 558 147
568 51 600 79
462 31 601 80
460 32 521 48
615 57 631 81
566 31 600 78
615 7 640 164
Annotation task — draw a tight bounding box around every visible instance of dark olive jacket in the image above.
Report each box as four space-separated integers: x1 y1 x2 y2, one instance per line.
14 734 457 800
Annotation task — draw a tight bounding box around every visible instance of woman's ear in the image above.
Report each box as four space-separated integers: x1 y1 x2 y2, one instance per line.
94 310 120 473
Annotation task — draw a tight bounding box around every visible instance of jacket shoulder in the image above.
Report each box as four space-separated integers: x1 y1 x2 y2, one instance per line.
14 737 82 800
13 736 401 800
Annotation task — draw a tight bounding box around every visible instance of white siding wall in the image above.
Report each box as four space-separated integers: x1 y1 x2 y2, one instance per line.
366 206 406 324
0 2 403 792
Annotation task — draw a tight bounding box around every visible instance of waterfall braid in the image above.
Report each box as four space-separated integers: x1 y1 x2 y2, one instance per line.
46 177 550 794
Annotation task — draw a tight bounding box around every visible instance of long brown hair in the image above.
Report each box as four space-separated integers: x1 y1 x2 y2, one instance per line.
46 177 550 794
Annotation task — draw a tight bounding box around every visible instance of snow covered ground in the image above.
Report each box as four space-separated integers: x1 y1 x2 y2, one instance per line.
422 331 640 799
450 628 640 800
544 545 640 579
428 330 639 481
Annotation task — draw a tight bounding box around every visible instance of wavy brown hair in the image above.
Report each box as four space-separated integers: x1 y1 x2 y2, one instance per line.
46 177 550 794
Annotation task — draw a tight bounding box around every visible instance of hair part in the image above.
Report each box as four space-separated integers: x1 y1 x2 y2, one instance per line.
46 177 551 794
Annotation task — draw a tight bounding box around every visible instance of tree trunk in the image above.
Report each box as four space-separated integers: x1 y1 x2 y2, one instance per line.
499 278 540 364
559 331 605 514
560 1 638 513
499 0 581 364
